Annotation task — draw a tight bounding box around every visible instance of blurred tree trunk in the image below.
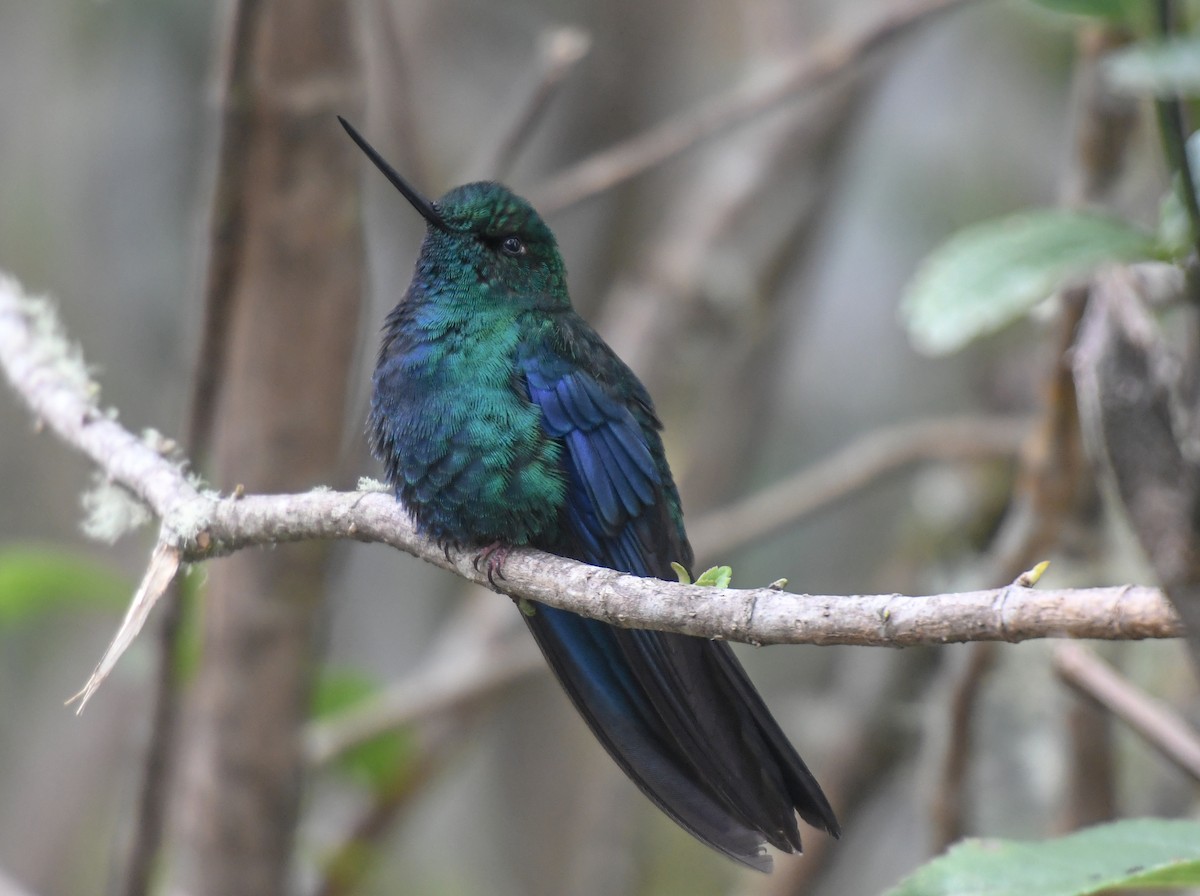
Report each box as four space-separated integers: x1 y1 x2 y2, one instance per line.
176 1 363 894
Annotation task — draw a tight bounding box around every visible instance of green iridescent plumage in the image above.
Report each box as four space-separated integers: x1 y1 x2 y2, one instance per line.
343 117 838 870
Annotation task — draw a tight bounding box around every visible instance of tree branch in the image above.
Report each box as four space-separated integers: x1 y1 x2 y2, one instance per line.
470 25 591 181
530 0 976 213
1054 642 1200 783
0 868 40 896
0 272 1184 708
305 638 541 767
689 415 1025 559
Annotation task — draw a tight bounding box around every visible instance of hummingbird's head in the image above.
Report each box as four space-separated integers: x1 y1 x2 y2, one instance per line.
340 117 568 308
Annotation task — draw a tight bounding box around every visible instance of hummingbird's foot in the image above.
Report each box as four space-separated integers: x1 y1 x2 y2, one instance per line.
473 541 511 587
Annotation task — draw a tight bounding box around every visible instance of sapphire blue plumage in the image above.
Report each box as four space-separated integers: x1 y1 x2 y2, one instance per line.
341 117 839 871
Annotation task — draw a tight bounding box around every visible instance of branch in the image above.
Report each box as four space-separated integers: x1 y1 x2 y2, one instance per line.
1054 643 1200 783
689 415 1025 558
470 25 591 181
929 638 998 851
159 492 1193 647
0 868 40 896
0 273 1184 707
530 0 976 213
308 598 539 895
312 738 448 896
305 638 542 767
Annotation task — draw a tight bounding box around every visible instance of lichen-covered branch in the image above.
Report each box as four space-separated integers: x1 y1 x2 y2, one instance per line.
0 273 1183 705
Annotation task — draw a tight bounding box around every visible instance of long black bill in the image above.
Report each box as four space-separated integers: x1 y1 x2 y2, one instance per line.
338 116 448 231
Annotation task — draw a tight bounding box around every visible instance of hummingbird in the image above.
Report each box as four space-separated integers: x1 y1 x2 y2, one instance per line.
340 117 839 871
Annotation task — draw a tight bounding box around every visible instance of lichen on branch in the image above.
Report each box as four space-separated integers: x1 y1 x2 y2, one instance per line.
0 271 1184 711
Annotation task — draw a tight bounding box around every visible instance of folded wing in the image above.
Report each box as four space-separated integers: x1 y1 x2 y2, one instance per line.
520 357 839 871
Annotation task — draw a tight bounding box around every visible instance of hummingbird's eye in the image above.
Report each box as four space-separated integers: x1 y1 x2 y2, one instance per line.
501 236 526 257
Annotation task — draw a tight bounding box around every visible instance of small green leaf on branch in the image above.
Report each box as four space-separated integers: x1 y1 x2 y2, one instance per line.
694 566 732 588
1014 560 1050 588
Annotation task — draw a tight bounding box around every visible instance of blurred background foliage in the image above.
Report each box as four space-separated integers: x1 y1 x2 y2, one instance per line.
1 0 1198 895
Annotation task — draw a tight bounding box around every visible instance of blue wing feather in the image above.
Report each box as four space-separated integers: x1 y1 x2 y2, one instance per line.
516 342 837 870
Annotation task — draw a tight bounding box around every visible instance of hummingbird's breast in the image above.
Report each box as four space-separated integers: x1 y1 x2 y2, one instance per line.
369 302 566 546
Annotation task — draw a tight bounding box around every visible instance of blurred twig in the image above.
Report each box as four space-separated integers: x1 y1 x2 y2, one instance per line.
927 638 998 852
307 644 539 765
1063 25 1136 208
1054 643 1200 783
531 0 977 213
674 86 870 512
306 594 541 766
368 0 430 188
309 597 538 896
690 416 1026 559
313 723 460 896
1060 680 1117 830
0 869 39 896
597 36 873 515
186 0 262 463
981 291 1096 587
471 26 591 181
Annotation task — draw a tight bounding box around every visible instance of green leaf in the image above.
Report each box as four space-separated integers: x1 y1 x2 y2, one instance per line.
885 819 1200 896
0 544 130 625
901 211 1159 355
311 670 414 793
1028 0 1136 22
693 566 732 589
1106 38 1200 98
670 562 692 585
